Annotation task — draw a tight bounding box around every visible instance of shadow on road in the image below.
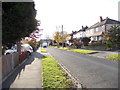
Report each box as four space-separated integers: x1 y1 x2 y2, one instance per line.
2 51 43 89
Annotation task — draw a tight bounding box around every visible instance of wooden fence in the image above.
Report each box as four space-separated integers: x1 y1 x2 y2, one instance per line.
2 52 19 79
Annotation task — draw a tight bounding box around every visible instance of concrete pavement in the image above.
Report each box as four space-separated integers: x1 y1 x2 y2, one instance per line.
2 48 42 89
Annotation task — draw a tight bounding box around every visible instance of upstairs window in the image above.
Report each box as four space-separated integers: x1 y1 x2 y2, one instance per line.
96 28 98 32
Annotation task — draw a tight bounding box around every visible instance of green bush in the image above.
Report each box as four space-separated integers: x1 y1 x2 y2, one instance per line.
28 41 38 51
106 41 112 48
81 37 90 46
92 41 102 46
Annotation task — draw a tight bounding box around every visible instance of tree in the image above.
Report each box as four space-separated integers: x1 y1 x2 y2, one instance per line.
27 38 37 51
103 25 120 50
53 31 69 47
2 2 37 47
53 31 62 47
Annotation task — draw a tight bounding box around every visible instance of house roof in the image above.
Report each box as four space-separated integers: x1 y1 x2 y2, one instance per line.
70 26 88 36
88 18 120 29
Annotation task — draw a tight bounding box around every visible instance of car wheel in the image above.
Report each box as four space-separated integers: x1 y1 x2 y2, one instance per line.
27 51 31 55
6 53 11 55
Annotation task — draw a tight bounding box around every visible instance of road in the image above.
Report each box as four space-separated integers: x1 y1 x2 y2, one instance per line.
47 48 118 88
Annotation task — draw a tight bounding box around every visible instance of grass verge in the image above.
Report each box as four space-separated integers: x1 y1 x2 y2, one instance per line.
70 49 97 54
50 46 58 48
40 47 47 52
106 54 120 61
41 49 47 52
42 56 74 88
51 46 69 50
58 47 70 50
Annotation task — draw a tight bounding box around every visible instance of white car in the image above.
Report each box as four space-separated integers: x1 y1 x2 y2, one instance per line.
5 44 33 55
42 42 47 48
21 44 33 54
5 45 17 55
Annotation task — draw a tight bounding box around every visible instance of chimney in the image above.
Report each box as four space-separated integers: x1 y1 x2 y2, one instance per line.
100 16 103 22
82 26 84 29
106 17 108 19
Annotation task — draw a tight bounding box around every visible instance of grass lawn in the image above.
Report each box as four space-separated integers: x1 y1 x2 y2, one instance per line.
70 49 97 54
106 54 120 61
42 56 73 88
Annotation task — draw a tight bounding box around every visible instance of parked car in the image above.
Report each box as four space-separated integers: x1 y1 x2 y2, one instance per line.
4 44 33 55
42 42 48 48
4 45 17 55
21 44 33 55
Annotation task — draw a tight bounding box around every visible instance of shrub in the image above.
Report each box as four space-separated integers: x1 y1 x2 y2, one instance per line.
106 41 112 48
92 41 102 46
28 41 38 51
81 37 91 46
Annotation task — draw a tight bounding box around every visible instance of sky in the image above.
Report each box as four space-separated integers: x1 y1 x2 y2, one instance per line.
33 0 120 39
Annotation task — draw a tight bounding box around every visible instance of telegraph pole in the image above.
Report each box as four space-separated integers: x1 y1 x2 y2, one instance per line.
62 25 64 47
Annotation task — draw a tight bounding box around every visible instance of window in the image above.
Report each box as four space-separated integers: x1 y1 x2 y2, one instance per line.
102 25 104 29
96 36 102 41
90 37 94 41
97 36 99 40
90 29 94 34
99 36 102 40
96 28 98 32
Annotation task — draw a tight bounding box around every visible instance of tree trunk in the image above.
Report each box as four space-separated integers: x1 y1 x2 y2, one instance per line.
17 41 21 55
57 43 59 48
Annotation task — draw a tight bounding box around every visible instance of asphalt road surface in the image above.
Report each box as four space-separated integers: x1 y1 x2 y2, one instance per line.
47 48 118 88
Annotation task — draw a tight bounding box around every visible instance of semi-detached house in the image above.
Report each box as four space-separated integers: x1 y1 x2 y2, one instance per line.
85 17 120 41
